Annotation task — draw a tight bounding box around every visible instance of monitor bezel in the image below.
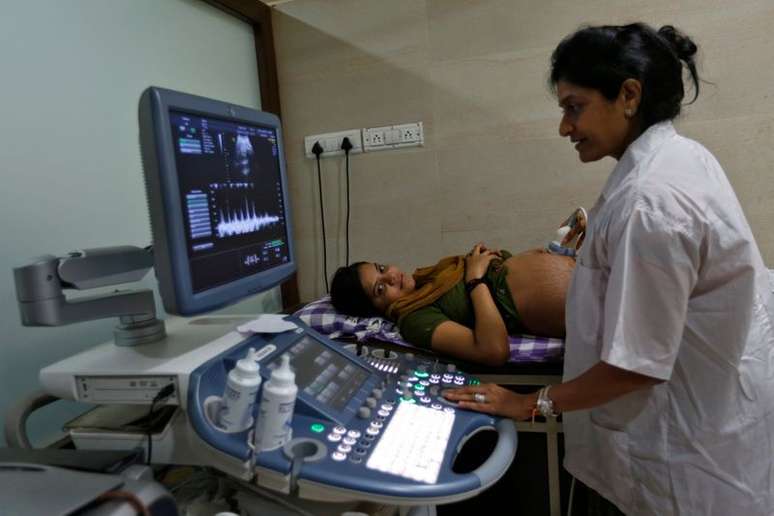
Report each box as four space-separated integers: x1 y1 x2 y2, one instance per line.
139 86 295 316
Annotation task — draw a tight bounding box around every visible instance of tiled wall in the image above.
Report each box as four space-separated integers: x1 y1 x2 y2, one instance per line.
272 0 774 301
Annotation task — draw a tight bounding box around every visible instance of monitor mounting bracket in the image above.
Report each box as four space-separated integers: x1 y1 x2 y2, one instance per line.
13 246 166 346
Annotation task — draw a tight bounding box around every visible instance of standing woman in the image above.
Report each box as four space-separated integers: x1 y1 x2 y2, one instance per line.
444 23 774 515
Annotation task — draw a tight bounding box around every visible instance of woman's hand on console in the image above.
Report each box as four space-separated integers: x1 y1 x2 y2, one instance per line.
442 383 538 421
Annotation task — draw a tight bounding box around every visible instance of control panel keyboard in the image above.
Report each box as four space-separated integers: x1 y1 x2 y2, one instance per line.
366 402 455 484
187 320 517 503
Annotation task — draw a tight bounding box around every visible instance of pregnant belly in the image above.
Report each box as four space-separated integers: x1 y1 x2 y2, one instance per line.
504 249 575 337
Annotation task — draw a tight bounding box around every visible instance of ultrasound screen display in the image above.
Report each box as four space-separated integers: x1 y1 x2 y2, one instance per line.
267 336 370 412
169 110 290 293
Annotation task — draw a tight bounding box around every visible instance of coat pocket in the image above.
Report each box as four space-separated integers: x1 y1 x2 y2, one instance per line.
566 262 605 348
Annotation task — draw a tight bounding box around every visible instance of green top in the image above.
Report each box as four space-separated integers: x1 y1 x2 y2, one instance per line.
397 250 524 349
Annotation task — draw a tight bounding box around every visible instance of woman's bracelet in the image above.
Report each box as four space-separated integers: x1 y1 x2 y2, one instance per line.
465 277 486 294
535 385 559 419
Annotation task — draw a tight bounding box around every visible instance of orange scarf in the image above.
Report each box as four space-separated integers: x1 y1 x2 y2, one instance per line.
385 255 465 323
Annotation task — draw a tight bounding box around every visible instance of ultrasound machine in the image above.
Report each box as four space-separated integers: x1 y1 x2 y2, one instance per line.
10 87 517 513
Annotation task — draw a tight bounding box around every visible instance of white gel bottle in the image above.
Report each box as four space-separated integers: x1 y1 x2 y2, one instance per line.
218 348 261 432
254 353 298 452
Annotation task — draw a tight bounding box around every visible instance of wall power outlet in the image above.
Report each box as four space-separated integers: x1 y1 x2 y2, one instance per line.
304 129 363 158
363 122 423 152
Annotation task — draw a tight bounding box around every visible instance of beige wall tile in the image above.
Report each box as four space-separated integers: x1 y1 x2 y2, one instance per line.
274 0 429 82
678 115 774 260
288 149 443 300
273 0 774 303
438 135 610 235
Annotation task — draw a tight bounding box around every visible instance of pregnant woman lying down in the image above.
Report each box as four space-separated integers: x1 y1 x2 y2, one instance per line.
330 244 575 366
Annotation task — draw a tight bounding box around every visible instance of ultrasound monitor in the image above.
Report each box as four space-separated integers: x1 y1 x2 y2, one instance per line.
139 87 294 315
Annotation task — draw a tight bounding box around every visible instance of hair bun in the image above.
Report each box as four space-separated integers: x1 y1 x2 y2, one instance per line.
658 25 697 60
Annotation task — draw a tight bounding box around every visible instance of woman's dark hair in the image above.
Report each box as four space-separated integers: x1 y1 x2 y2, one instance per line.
550 23 700 129
330 262 380 318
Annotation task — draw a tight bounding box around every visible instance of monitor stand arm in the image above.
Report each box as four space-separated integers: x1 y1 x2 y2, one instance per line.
13 246 166 346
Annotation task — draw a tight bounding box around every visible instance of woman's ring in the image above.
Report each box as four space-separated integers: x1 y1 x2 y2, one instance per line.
474 393 487 403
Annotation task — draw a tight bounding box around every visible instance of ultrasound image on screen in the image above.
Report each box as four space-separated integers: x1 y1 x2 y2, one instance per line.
169 110 290 293
268 336 370 412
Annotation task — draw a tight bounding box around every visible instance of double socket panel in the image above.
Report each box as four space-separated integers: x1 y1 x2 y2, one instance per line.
304 122 423 158
363 122 423 152
304 129 363 159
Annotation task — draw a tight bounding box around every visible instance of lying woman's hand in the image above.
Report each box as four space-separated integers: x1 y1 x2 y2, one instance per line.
442 383 537 421
465 243 500 281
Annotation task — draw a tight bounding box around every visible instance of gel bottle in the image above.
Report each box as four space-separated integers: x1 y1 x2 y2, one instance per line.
254 353 298 452
218 348 261 432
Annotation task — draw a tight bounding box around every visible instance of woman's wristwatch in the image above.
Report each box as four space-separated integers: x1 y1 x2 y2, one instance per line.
536 385 559 418
465 277 486 294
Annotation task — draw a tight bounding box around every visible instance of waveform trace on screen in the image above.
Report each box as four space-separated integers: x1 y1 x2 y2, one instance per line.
217 199 281 238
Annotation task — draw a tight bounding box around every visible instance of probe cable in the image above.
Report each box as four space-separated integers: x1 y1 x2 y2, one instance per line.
146 384 175 466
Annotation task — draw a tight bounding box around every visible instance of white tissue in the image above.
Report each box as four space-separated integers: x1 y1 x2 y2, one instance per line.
237 314 297 334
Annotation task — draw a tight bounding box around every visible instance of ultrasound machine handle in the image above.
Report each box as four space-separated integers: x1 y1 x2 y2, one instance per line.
470 418 517 488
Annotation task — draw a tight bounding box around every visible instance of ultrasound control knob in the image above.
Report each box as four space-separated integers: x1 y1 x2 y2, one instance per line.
402 387 413 400
446 363 457 373
365 397 377 408
371 388 383 399
405 352 415 362
358 407 372 419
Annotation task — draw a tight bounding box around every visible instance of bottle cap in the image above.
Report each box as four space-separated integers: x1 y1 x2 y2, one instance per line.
235 348 260 378
270 354 295 387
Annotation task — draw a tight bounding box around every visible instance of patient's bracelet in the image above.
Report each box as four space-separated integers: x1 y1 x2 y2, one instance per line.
465 277 486 294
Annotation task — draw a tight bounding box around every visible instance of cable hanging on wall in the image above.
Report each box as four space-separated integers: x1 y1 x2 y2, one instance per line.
311 141 329 293
341 137 353 267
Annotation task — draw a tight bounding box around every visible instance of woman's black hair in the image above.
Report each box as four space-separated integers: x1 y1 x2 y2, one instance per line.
330 262 380 318
549 23 700 129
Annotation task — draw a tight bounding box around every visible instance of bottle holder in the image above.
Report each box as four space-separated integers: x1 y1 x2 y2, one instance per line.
203 395 254 434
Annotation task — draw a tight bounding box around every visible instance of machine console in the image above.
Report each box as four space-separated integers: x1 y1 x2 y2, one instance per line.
187 318 517 503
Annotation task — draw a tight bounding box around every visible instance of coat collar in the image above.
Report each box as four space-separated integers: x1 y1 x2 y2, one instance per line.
598 121 677 203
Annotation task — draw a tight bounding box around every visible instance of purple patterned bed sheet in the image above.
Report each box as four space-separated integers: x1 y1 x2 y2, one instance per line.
293 295 563 363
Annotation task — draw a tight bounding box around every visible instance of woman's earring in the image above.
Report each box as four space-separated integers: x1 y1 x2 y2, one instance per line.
625 109 633 118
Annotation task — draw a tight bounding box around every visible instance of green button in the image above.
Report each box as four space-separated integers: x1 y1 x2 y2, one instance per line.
414 371 429 378
469 378 480 385
310 423 325 433
414 384 426 391
401 397 417 403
